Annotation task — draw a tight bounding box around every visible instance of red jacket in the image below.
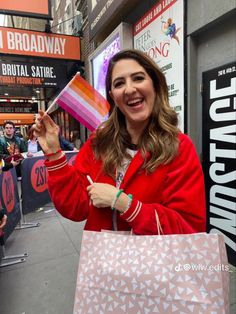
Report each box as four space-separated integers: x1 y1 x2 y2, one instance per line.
45 133 206 235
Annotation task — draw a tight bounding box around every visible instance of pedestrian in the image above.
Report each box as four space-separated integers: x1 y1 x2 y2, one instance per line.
70 130 81 150
0 121 27 177
34 49 206 234
26 126 42 157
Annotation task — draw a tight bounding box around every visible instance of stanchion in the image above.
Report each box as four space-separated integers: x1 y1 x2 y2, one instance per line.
15 178 40 230
15 199 40 229
0 230 28 268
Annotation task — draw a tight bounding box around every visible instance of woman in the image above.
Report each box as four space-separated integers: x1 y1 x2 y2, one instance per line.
26 126 42 157
34 49 206 235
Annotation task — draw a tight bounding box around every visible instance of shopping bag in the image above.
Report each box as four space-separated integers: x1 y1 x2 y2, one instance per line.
73 231 229 314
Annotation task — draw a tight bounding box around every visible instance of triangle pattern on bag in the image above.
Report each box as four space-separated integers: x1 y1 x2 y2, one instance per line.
73 231 229 314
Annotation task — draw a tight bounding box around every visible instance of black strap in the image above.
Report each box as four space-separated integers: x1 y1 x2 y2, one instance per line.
112 210 118 231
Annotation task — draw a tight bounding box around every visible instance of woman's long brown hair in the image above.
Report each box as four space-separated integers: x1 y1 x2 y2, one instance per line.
92 49 179 176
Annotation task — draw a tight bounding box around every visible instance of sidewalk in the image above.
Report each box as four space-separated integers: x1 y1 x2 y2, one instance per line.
0 204 235 314
0 204 85 314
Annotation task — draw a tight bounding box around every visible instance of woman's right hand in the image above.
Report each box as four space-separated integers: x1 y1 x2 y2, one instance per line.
33 110 61 155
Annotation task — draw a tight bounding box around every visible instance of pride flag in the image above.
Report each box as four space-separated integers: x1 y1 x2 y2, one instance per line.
54 73 110 131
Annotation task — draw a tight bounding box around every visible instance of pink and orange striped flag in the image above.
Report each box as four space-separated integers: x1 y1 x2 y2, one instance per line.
54 73 110 131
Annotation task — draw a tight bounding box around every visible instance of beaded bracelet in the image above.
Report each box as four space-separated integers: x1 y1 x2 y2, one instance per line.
127 194 133 206
120 194 133 215
111 189 124 211
44 149 62 158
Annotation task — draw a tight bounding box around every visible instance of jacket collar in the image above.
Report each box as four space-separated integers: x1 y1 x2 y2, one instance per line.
120 150 150 189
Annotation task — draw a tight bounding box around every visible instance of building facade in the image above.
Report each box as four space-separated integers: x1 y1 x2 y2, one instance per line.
79 0 236 267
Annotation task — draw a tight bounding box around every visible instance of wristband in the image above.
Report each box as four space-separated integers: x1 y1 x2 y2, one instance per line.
111 189 124 210
44 149 62 157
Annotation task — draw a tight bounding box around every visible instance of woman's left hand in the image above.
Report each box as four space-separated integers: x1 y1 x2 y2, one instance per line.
87 183 118 208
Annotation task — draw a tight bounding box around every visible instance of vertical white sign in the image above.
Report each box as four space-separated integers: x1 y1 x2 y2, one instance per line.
134 0 184 131
202 62 236 266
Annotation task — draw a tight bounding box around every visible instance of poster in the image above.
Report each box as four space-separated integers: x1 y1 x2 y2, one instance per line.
134 0 184 131
21 153 78 215
92 35 120 98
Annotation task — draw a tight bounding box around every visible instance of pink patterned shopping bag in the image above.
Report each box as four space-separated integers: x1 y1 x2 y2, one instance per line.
73 231 229 314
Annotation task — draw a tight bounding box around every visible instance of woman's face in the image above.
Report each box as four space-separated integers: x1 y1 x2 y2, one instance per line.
109 59 156 129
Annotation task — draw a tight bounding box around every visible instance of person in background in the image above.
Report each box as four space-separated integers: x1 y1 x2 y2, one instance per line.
34 49 206 235
70 130 81 150
26 126 42 157
0 121 27 156
0 121 27 177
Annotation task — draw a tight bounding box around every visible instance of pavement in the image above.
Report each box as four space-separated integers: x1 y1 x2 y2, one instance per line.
0 204 235 314
0 204 85 314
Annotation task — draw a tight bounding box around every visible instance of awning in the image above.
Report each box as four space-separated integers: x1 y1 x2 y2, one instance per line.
0 113 35 125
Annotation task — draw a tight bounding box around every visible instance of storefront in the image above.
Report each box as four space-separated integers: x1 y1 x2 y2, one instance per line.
0 26 82 139
85 0 236 266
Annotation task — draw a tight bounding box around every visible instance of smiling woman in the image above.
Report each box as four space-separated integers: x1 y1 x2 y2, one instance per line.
109 58 156 140
34 49 206 236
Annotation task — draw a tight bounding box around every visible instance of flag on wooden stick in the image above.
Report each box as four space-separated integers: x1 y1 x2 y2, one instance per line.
47 73 110 131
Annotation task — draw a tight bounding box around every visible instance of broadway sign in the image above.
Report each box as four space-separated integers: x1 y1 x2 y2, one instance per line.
202 62 236 266
0 27 81 60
